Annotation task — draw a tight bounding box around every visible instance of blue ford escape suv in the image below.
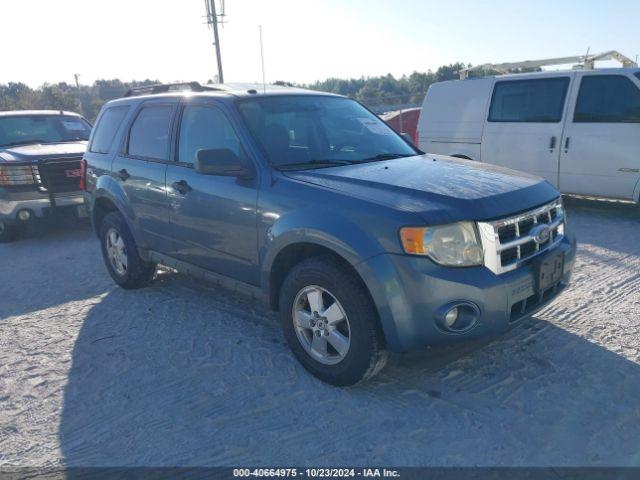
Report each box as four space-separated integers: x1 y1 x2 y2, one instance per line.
83 82 576 386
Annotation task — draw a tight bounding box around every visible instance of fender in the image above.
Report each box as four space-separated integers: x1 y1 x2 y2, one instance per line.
90 174 149 251
259 205 387 292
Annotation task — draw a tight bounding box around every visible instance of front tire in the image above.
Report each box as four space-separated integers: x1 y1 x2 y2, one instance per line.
99 211 156 289
279 257 387 386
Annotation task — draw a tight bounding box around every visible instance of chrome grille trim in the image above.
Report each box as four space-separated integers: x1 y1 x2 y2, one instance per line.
478 199 565 274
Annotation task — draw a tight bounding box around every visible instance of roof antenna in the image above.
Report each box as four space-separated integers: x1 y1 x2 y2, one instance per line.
259 25 266 94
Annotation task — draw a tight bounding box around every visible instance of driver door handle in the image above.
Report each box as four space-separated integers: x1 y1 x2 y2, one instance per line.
117 168 130 181
171 179 192 195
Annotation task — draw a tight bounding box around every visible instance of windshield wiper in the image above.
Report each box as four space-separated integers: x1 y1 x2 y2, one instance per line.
358 153 414 163
0 139 52 148
277 159 354 171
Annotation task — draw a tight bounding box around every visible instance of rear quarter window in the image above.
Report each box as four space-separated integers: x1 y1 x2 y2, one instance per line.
90 106 130 154
488 77 570 123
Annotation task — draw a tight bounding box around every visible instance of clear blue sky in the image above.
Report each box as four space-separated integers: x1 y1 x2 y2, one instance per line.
1 0 638 86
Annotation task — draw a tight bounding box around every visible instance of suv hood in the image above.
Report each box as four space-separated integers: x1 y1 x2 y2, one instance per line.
0 141 87 163
284 154 559 223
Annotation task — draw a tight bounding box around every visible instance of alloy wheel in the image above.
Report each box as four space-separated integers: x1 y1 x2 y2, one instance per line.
105 228 128 276
292 285 351 365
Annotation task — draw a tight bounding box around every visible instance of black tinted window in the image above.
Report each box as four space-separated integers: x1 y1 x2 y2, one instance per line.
0 115 91 148
178 105 242 164
237 96 415 168
574 75 640 123
128 105 173 159
488 78 570 122
90 106 129 154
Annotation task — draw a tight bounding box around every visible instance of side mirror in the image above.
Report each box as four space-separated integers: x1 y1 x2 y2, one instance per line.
194 148 251 177
400 132 414 145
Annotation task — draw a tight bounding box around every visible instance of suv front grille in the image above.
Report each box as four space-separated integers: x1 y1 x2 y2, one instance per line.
37 157 83 194
478 199 565 274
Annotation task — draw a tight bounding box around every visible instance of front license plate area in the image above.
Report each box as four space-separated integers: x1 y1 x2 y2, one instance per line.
536 251 564 292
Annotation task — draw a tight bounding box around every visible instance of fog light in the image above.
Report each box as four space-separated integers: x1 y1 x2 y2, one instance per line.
444 307 459 328
436 302 480 333
17 209 31 221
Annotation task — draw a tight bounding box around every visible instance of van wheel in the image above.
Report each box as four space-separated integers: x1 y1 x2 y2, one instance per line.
279 257 387 386
0 220 16 243
99 211 156 289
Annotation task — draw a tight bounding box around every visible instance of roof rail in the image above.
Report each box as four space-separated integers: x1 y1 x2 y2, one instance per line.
123 82 217 97
459 50 638 79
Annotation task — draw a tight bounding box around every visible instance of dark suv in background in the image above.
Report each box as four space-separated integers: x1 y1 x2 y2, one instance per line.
83 82 576 386
0 110 92 241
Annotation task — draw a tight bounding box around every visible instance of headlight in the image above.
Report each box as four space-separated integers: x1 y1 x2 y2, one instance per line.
400 222 484 266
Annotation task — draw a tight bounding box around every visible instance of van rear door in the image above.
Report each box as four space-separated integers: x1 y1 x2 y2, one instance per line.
418 78 491 160
481 75 574 187
558 72 640 200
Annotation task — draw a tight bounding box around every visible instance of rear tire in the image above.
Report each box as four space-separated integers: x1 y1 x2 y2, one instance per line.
99 211 156 289
0 220 17 243
279 256 387 386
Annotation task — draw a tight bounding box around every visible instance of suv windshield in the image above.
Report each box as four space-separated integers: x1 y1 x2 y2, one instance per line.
0 114 92 148
237 95 417 169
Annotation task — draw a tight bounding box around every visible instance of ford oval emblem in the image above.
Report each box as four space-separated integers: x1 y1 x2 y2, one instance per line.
531 224 552 244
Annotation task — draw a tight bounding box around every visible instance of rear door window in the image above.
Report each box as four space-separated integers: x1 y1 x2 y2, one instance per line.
127 105 174 160
488 77 570 122
574 75 640 123
90 106 129 154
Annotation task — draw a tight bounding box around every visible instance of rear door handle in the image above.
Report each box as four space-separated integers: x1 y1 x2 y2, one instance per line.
171 180 192 195
549 136 557 150
117 169 130 181
564 137 570 152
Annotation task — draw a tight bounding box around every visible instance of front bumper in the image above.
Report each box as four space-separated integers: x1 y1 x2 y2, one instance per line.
0 189 85 221
356 233 577 352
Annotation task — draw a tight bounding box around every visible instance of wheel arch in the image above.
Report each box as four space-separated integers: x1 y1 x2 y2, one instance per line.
266 241 374 313
89 178 149 252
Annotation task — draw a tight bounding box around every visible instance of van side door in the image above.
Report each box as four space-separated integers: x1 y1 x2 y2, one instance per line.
481 75 574 187
165 100 259 285
111 99 178 253
559 72 640 200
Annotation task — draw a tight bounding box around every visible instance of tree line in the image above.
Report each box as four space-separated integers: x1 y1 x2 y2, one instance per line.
0 62 536 120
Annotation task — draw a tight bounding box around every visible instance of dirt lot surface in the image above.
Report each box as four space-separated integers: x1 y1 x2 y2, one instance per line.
1 198 639 467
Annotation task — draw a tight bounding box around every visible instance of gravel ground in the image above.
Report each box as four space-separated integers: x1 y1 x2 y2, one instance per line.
1 198 639 467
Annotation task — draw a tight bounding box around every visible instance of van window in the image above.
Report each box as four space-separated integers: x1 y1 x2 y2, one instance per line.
90 106 129 154
127 105 173 160
635 72 640 82
574 75 640 123
488 78 570 123
177 105 242 164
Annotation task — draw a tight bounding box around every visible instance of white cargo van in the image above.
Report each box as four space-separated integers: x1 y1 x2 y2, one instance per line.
418 68 640 202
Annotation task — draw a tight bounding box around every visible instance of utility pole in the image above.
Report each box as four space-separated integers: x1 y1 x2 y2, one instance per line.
259 25 266 93
204 0 225 83
73 73 80 89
